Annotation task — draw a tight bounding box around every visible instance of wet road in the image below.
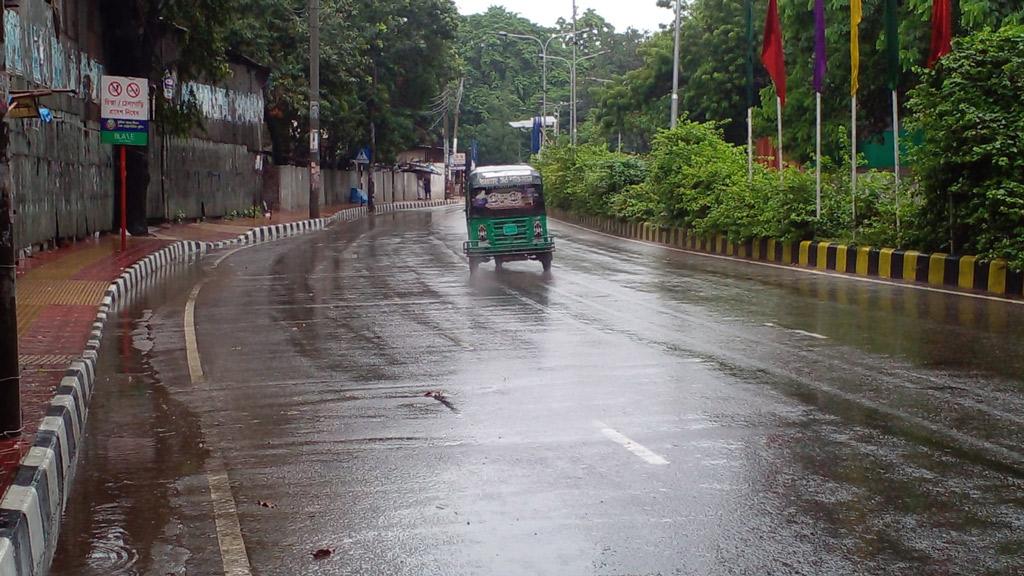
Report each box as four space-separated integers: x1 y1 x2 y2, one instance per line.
51 206 1024 575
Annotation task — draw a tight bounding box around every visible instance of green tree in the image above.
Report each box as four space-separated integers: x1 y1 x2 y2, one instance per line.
761 0 1023 163
100 0 235 234
456 7 553 164
457 7 651 164
228 0 459 166
907 24 1024 267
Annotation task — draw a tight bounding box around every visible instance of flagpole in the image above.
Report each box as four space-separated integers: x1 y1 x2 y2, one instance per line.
776 96 783 183
747 107 754 182
745 0 754 184
892 89 901 241
850 0 861 240
816 92 822 218
851 95 858 237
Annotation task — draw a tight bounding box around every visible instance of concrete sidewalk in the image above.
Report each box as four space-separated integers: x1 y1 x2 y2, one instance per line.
0 205 356 493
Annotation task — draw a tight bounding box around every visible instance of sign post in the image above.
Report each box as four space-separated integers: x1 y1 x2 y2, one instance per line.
101 76 150 251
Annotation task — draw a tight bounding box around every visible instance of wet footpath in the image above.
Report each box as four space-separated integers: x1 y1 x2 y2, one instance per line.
0 206 356 496
37 206 1024 575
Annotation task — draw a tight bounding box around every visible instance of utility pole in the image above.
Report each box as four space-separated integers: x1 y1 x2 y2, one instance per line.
571 0 578 146
368 119 376 211
442 101 450 200
1 22 21 437
670 0 682 128
496 31 575 148
308 0 322 219
451 78 464 156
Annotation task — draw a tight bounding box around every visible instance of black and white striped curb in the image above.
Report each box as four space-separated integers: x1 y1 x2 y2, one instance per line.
0 199 456 576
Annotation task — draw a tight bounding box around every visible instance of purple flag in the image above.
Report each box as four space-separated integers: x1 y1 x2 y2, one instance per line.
813 0 827 93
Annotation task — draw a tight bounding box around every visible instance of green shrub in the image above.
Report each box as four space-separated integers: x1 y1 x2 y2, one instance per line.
908 24 1024 268
608 182 661 221
534 144 646 216
644 121 747 228
539 119 930 253
816 168 924 249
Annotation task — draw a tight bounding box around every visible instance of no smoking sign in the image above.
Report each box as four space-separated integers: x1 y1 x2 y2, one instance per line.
101 75 150 146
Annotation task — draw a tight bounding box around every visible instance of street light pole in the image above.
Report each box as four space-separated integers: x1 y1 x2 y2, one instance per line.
571 0 578 146
308 0 322 219
670 0 682 128
497 31 578 148
545 51 609 141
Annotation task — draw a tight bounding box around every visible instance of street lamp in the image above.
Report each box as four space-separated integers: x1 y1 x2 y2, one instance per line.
496 30 578 147
543 50 609 143
670 0 682 128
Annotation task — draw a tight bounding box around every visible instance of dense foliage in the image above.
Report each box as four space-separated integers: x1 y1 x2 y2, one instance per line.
907 24 1024 268
456 7 648 165
537 121 918 248
588 0 1023 162
227 0 460 166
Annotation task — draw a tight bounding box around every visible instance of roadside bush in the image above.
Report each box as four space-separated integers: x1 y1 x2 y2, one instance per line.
637 121 818 242
908 24 1024 268
538 119 929 253
608 182 661 222
534 144 646 216
644 121 747 227
816 168 925 249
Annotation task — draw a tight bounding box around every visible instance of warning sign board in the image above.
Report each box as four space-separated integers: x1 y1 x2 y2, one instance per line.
101 75 150 146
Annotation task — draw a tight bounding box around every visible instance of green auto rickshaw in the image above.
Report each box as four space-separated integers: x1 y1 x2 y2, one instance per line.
463 165 554 273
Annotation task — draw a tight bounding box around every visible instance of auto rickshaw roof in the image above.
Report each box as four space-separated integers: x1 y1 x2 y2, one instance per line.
469 165 541 189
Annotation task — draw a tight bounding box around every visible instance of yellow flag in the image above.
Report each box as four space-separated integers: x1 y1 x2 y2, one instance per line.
851 0 862 95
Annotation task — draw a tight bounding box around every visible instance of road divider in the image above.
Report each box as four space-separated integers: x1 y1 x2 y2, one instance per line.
550 209 1024 300
0 199 456 576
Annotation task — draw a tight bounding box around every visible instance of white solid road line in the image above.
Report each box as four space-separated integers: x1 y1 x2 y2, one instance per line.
595 421 669 466
763 322 829 340
790 329 829 340
185 245 255 576
207 465 254 576
552 218 1024 306
184 282 206 384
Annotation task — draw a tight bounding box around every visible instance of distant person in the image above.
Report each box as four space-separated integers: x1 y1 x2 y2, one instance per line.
424 175 432 200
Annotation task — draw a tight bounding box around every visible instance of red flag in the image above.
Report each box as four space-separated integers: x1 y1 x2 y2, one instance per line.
761 0 786 106
927 0 952 67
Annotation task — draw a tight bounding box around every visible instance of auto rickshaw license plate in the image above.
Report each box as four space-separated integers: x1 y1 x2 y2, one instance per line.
503 224 518 235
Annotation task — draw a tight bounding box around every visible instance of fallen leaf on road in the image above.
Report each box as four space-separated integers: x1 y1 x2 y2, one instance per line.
312 548 334 560
257 500 276 509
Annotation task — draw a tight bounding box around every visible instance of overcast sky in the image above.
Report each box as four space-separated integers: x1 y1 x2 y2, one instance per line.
454 0 673 33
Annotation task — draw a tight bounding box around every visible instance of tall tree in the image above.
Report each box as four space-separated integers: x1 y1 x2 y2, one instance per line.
100 0 234 233
228 0 459 166
456 7 648 164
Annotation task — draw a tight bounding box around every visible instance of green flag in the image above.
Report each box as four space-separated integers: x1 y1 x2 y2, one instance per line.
885 0 900 89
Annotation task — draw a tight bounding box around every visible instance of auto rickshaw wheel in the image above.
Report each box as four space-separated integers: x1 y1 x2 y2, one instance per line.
469 257 481 274
495 258 504 272
539 253 553 271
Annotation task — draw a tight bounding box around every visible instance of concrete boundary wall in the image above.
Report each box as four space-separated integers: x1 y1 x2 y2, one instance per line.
271 166 443 212
0 200 458 576
6 0 270 252
549 208 1024 300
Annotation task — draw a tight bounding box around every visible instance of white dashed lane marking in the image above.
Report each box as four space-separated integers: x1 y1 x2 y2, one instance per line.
595 421 669 466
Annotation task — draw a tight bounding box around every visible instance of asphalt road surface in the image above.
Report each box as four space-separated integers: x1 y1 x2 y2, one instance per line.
50 206 1024 576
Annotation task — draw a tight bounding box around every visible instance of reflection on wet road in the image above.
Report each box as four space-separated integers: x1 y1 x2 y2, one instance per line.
51 207 1024 575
